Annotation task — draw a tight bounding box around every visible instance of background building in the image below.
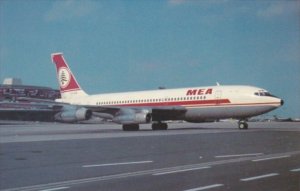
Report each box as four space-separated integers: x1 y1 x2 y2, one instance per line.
0 78 60 101
0 78 61 121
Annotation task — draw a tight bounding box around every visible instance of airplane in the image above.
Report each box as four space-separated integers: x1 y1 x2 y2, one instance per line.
51 53 284 130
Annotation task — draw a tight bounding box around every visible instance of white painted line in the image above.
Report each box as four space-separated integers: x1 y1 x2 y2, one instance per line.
199 156 203 159
215 153 263 158
40 187 69 191
184 184 223 191
290 168 300 172
153 166 210 176
6 150 300 191
240 173 279 181
252 155 290 162
82 160 153 168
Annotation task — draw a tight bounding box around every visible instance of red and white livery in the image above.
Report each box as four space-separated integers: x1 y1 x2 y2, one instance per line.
51 53 283 130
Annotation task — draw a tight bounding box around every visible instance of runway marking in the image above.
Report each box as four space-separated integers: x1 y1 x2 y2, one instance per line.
290 168 300 172
199 156 203 159
240 173 279 181
153 166 210 176
252 155 290 162
184 184 223 191
40 187 69 191
4 151 300 191
82 160 153 168
215 153 263 158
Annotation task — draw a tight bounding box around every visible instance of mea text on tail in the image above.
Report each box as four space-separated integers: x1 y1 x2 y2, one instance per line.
51 53 284 130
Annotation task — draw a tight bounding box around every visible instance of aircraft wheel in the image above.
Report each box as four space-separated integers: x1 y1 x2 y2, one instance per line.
123 124 139 131
160 123 168 130
152 123 158 130
152 123 168 130
238 121 248 130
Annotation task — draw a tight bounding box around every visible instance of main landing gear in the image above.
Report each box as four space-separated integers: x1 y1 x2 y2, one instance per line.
122 124 139 131
152 122 168 130
122 123 168 131
238 120 248 130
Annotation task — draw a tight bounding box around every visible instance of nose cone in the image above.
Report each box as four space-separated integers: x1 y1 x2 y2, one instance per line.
280 99 284 106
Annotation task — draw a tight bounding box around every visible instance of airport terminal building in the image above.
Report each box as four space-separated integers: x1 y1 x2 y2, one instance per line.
0 78 60 101
0 78 61 121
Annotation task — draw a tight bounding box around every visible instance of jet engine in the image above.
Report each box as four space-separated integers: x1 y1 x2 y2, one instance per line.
54 107 92 123
113 111 152 124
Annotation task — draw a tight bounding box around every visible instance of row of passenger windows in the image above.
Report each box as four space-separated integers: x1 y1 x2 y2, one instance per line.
96 96 207 105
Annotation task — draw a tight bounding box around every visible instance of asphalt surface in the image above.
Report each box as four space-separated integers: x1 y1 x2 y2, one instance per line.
0 122 299 191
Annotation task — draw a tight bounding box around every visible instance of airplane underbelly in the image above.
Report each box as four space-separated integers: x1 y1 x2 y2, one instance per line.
184 105 277 122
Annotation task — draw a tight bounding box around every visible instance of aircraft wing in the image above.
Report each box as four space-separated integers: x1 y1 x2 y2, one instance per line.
85 105 121 116
1 98 187 123
85 105 187 122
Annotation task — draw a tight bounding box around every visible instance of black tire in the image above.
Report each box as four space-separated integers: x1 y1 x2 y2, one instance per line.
152 123 168 130
238 121 248 130
123 124 139 131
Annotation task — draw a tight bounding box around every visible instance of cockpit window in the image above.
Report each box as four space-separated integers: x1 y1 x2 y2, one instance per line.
254 91 276 97
263 92 273 96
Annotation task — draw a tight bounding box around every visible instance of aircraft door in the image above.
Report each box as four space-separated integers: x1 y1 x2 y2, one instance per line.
215 90 222 105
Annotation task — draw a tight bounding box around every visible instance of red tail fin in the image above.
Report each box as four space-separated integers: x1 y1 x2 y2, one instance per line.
51 53 87 98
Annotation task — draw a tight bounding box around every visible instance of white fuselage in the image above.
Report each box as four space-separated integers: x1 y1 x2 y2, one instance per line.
56 85 282 122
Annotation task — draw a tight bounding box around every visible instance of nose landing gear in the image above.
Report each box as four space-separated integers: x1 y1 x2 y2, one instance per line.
238 120 248 130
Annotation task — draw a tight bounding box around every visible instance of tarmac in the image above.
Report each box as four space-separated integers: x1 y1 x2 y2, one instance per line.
0 121 299 191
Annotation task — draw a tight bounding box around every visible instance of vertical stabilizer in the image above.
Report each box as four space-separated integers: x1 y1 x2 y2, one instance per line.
51 53 87 99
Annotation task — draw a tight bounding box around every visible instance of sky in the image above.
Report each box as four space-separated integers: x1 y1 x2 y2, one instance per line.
0 0 299 118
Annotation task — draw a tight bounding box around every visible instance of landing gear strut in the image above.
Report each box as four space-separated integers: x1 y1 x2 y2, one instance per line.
238 120 248 130
122 124 139 131
152 122 168 130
